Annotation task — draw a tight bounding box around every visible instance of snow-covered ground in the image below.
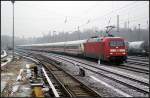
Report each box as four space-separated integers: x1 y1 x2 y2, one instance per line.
1 50 7 58
1 56 12 67
1 55 32 97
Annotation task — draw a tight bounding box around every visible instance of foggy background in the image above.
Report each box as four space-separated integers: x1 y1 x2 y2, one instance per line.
1 1 149 49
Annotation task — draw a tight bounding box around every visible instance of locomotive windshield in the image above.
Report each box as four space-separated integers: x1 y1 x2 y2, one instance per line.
110 40 124 47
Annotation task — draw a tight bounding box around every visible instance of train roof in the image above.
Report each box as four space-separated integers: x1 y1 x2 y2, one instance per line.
17 37 124 47
103 37 123 39
65 40 86 45
17 39 87 47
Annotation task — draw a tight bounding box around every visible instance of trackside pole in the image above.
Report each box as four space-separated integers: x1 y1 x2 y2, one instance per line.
98 59 101 64
98 57 101 65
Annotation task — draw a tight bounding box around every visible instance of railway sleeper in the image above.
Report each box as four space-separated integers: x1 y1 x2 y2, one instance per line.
70 86 97 96
32 53 101 97
51 71 100 97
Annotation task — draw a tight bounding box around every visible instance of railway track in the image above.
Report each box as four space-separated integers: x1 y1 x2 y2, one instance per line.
44 52 149 75
127 59 149 67
128 56 149 59
22 49 149 74
44 53 149 96
16 49 149 97
16 50 149 76
128 56 149 62
16 50 101 97
118 64 149 75
16 49 149 78
127 56 149 66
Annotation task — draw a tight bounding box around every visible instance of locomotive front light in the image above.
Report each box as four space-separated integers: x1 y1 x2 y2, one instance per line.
122 52 126 54
119 49 125 52
110 53 113 55
110 49 116 52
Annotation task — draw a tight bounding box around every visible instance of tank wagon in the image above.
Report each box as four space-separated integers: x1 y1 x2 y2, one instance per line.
128 41 149 56
17 36 127 64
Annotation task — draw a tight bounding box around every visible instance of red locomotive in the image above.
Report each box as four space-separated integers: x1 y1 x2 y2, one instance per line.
18 36 127 64
84 37 127 63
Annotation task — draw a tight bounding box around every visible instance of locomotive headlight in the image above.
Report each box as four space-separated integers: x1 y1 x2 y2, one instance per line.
119 49 125 52
110 53 113 55
110 49 116 52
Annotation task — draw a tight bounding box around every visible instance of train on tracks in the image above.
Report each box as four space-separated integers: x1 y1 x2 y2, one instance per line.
127 41 149 56
17 36 127 64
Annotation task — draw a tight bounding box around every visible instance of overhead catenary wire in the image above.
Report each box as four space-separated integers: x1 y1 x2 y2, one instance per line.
114 1 148 15
91 1 139 22
119 16 149 25
76 1 148 25
3 1 148 35
78 1 147 30
66 1 148 23
70 1 138 30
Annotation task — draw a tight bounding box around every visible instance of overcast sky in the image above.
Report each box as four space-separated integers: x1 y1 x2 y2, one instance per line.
1 1 149 38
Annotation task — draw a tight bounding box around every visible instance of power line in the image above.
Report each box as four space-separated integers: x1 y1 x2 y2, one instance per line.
117 19 148 30
82 3 102 14
116 4 149 17
91 1 138 22
78 1 148 32
76 1 148 23
119 16 149 24
120 15 149 22
115 1 148 14
78 1 140 30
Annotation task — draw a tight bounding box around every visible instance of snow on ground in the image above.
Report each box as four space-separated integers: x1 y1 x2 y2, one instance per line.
1 55 33 97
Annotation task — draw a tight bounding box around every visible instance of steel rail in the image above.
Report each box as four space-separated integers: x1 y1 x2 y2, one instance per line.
35 54 101 97
17 50 149 84
16 50 101 97
42 67 60 97
16 50 149 95
47 54 149 94
118 64 149 74
127 59 149 66
128 57 149 62
41 62 74 97
50 54 149 85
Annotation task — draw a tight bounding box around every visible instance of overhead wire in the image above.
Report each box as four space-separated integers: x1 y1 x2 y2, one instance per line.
3 1 148 33
79 1 148 31
91 1 138 22
119 16 149 24
78 1 138 30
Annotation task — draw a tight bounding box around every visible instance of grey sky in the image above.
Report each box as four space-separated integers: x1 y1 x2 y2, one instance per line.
1 1 149 38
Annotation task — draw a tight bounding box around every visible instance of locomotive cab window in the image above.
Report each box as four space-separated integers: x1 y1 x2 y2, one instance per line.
109 41 124 47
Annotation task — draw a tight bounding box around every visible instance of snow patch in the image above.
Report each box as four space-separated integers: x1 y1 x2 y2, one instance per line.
1 57 12 67
90 75 132 97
